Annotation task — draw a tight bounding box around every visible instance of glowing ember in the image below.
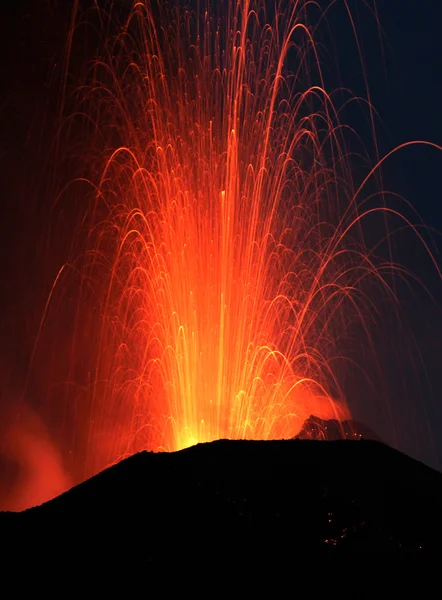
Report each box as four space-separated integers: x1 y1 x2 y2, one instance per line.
3 0 439 509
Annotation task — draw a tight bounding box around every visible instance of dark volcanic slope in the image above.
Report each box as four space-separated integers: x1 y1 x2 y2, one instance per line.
2 439 442 558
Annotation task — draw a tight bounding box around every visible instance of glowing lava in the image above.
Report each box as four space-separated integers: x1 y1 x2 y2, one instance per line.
71 0 354 461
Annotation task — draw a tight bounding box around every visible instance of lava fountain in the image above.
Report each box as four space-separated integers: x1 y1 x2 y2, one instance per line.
67 0 353 460
7 0 439 501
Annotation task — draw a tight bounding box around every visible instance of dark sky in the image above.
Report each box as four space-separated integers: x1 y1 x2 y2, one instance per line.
332 0 442 234
0 0 441 475
322 0 442 468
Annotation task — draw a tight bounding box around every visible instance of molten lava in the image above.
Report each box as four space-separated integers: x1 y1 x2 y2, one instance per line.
73 0 354 461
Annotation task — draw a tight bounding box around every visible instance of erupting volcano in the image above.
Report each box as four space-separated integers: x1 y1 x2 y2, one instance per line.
1 0 440 511
60 0 356 461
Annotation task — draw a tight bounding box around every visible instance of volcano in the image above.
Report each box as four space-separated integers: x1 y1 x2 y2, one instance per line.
2 429 441 560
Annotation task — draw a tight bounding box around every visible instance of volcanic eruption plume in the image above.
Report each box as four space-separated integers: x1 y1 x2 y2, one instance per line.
64 0 354 460
2 0 440 508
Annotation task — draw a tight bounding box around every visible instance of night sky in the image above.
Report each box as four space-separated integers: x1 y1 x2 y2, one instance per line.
0 0 441 485
324 0 442 467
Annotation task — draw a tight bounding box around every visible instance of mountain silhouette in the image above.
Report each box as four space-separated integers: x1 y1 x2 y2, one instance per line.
2 435 441 561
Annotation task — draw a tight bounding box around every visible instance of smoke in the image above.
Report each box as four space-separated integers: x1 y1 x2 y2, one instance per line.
0 402 72 512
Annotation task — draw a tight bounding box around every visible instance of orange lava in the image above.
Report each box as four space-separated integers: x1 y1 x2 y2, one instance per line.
79 0 355 461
